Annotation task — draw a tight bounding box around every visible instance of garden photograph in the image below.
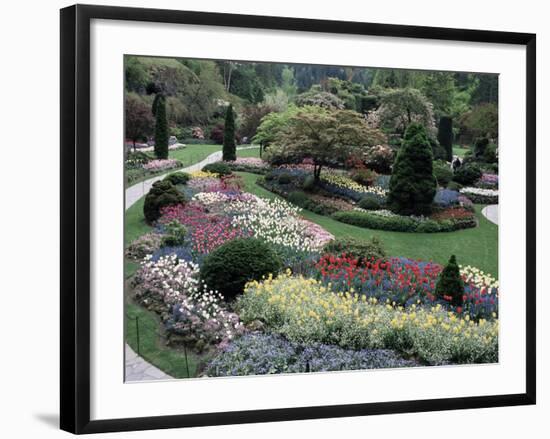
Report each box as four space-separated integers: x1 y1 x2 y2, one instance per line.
124 55 499 381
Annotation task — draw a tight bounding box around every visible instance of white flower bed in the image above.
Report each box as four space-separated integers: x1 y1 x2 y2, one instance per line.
460 187 499 197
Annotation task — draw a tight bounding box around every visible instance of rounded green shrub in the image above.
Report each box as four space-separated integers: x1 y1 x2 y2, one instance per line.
164 171 191 185
453 164 482 185
160 220 188 247
143 180 186 224
433 160 453 187
322 237 386 262
484 143 498 164
474 137 489 159
277 172 292 184
202 162 232 176
447 181 463 191
358 195 381 210
200 238 282 301
301 175 316 192
435 255 464 306
288 191 309 207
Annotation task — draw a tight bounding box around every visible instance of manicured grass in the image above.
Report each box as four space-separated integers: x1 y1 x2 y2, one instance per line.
125 196 151 247
453 144 470 158
169 144 222 166
125 301 204 378
236 172 498 278
236 146 261 158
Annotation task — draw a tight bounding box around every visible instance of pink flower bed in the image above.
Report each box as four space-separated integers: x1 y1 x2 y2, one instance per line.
142 159 181 171
226 157 268 168
159 203 251 255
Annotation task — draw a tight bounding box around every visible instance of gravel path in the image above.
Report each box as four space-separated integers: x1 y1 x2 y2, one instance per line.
124 146 257 381
481 204 499 225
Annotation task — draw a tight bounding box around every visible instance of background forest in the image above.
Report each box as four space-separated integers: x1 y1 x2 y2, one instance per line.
124 56 498 156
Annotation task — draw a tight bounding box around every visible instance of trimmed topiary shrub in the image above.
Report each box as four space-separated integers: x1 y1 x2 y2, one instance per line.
387 124 436 215
202 162 232 176
453 164 482 185
433 160 453 187
153 94 169 159
200 238 282 301
322 237 386 262
437 116 453 162
435 255 464 307
358 195 382 210
222 104 236 161
163 171 191 185
143 180 186 224
331 211 476 233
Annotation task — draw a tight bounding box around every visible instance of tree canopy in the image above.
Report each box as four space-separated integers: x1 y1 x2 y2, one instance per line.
265 106 386 180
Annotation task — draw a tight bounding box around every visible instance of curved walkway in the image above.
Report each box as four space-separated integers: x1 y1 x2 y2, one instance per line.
481 205 498 225
124 146 257 381
126 146 258 209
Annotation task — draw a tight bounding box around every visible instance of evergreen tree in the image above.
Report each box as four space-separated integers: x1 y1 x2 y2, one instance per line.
387 123 436 215
437 116 454 162
223 104 236 161
153 94 168 159
435 255 464 307
474 137 489 160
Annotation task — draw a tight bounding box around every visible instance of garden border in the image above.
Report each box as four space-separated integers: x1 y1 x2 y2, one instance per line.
60 4 536 434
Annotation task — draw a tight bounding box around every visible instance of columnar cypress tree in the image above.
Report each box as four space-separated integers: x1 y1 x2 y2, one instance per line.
387 123 436 215
223 104 236 161
437 116 453 162
435 255 464 307
153 94 168 159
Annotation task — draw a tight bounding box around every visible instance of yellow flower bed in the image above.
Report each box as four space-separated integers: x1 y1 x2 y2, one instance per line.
237 272 498 364
321 171 387 196
189 170 219 179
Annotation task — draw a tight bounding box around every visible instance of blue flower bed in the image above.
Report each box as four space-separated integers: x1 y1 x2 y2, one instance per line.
433 188 460 208
205 333 418 376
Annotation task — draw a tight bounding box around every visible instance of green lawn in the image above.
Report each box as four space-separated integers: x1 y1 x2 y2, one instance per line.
236 146 261 158
452 144 470 158
236 172 498 278
125 301 204 378
169 144 222 166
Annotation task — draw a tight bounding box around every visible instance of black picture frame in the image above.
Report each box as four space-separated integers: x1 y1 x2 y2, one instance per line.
60 4 536 434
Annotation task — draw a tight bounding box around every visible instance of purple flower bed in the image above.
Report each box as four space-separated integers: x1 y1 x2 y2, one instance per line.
205 333 418 376
433 188 460 208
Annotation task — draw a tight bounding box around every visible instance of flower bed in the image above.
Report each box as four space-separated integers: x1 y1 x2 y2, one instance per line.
132 254 244 351
320 170 387 202
142 159 182 172
460 187 499 204
314 255 498 320
224 157 269 174
205 333 417 376
237 273 498 365
476 173 499 189
332 208 476 233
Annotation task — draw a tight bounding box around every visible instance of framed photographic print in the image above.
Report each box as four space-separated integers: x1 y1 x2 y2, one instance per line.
60 4 536 434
